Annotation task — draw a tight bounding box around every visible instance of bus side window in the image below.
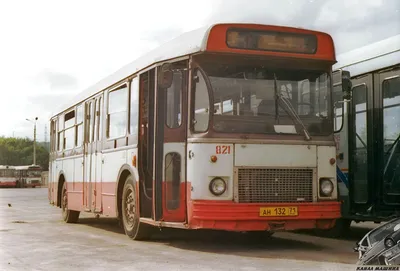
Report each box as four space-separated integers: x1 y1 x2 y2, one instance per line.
76 105 84 146
193 70 210 132
333 85 344 132
93 101 97 142
165 71 182 129
64 110 75 150
98 97 103 141
58 115 64 151
108 86 128 139
130 78 139 137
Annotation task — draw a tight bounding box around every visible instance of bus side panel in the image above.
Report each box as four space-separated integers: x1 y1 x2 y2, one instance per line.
73 156 84 209
187 143 234 201
102 148 128 217
48 161 52 202
335 103 350 216
63 157 80 211
52 160 61 206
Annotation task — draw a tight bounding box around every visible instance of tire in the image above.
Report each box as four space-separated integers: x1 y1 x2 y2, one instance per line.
121 175 153 240
61 182 80 223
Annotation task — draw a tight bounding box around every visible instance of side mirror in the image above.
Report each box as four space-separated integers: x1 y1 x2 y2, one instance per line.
332 69 352 100
157 63 173 89
341 70 352 93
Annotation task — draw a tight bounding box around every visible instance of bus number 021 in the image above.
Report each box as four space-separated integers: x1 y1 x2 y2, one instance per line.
216 145 231 154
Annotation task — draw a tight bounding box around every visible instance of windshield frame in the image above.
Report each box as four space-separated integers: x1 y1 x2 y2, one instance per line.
189 54 335 141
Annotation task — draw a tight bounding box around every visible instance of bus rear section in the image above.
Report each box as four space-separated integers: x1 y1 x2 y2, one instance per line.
15 165 42 188
0 165 17 188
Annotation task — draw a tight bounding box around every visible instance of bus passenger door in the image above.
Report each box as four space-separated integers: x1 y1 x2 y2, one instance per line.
138 71 155 219
84 100 95 210
377 70 400 207
154 61 188 222
89 95 102 212
93 95 103 212
348 74 374 214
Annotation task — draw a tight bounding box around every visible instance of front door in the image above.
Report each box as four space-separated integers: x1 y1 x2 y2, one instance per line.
89 95 103 212
154 60 188 222
83 100 95 210
348 74 373 213
377 70 400 206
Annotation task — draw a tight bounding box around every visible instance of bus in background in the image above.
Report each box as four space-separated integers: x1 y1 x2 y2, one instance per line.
0 165 17 188
332 34 400 235
15 165 43 188
49 23 349 240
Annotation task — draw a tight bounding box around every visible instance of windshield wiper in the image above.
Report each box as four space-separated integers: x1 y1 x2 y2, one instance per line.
273 73 311 141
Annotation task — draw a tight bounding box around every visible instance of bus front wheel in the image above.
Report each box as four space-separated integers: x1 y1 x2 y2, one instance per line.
61 182 80 223
121 175 153 240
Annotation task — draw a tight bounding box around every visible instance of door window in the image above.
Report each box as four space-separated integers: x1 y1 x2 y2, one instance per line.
382 77 400 197
164 152 181 211
193 69 210 132
165 72 183 129
352 84 368 203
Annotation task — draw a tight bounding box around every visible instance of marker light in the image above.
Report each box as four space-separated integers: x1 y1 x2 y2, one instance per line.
132 155 137 167
210 155 218 163
330 158 336 165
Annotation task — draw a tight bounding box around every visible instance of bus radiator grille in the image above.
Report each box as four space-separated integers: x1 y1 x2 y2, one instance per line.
237 168 313 203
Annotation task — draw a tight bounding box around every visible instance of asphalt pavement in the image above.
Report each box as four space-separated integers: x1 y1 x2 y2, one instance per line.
0 188 372 271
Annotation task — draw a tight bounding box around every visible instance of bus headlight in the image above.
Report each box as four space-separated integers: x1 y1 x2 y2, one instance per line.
209 177 226 196
320 178 334 196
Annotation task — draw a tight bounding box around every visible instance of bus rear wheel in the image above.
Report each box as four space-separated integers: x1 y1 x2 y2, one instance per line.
121 175 153 240
61 182 80 223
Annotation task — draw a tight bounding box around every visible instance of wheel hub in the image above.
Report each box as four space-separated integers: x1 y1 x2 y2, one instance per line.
125 190 136 226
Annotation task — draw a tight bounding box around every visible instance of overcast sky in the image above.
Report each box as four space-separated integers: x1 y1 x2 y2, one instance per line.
0 0 399 141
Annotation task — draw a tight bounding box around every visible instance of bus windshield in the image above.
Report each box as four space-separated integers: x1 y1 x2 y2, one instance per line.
195 62 332 136
28 170 42 177
0 168 15 177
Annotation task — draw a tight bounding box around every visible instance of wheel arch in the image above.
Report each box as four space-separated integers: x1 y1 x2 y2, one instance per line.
57 170 66 208
115 164 139 219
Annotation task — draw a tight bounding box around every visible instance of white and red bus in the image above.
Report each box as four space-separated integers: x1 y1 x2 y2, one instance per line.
0 165 17 188
15 165 42 188
49 23 348 240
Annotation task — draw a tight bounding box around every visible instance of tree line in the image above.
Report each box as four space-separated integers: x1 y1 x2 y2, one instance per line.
0 137 49 170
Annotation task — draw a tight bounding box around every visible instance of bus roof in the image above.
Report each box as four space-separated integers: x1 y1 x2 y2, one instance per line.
54 23 335 116
333 34 400 77
0 165 15 170
14 165 41 170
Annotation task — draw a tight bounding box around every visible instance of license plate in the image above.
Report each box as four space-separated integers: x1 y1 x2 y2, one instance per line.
259 207 298 217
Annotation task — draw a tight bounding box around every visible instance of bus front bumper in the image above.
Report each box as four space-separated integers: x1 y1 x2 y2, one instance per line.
0 182 17 187
187 201 341 231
